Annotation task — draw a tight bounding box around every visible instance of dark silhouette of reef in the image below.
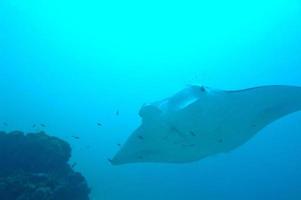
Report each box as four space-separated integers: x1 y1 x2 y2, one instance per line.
0 131 90 200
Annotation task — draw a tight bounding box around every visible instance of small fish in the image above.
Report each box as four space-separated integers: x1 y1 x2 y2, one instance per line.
117 143 121 147
97 122 102 126
182 144 195 148
218 139 223 143
32 173 48 178
107 158 113 164
138 135 144 140
72 136 80 140
115 110 119 116
71 162 77 168
3 122 8 126
40 124 46 127
170 126 185 137
189 131 196 136
32 124 37 128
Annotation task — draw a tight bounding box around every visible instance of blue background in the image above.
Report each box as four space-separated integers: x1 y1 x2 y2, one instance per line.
0 0 301 199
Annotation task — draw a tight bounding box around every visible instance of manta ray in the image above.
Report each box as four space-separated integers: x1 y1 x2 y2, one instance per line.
111 85 301 165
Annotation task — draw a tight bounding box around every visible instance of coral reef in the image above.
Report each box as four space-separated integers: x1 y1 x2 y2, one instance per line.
0 131 90 200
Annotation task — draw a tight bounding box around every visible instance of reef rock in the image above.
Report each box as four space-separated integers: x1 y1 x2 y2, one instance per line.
0 131 90 200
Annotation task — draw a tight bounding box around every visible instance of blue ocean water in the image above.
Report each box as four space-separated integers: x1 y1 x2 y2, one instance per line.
0 0 301 199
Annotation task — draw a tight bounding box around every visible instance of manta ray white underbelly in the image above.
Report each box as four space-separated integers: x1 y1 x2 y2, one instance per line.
111 85 301 165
